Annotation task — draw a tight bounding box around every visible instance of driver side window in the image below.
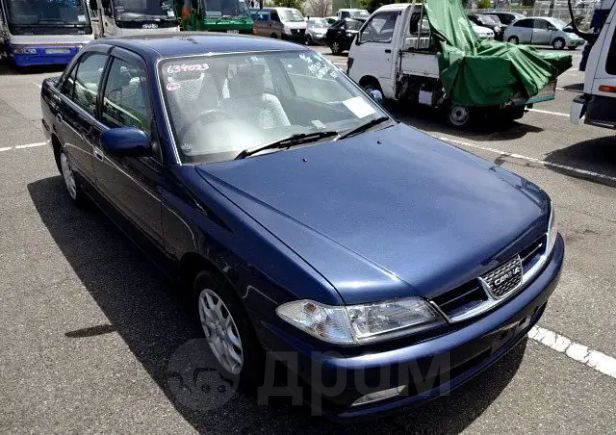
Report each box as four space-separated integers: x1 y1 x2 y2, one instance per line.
102 57 151 135
360 11 398 44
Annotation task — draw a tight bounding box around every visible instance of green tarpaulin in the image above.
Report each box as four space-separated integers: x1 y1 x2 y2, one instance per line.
424 0 572 107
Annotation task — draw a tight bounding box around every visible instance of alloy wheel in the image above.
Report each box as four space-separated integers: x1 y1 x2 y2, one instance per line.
198 288 244 375
60 152 77 200
332 41 341 54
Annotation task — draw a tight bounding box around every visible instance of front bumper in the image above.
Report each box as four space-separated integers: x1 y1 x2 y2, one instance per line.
258 234 564 420
282 32 306 43
9 45 81 67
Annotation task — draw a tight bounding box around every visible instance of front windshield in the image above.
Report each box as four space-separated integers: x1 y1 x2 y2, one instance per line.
350 9 369 18
279 8 303 22
113 0 176 20
477 14 498 25
159 50 389 163
203 0 249 18
483 14 502 24
308 18 328 28
5 0 90 25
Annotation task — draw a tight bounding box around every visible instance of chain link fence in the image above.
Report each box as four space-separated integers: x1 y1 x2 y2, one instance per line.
467 0 599 29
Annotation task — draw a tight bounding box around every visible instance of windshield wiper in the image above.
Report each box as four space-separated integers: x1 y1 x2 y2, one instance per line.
336 116 392 140
235 131 338 160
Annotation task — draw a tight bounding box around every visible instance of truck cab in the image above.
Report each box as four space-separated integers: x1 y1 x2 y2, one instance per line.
570 1 616 128
89 0 180 37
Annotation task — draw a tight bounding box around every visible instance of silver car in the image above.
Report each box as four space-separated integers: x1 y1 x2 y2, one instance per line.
306 17 330 45
504 17 585 49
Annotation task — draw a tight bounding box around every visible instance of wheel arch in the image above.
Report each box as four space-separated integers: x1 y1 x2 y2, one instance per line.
359 75 381 90
51 134 62 173
179 252 232 291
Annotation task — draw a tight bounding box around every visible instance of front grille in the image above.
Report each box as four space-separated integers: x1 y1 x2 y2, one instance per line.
291 29 305 35
431 235 547 321
432 280 487 319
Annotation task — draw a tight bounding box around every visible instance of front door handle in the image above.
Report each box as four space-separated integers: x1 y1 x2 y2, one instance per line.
56 113 63 124
93 146 104 162
384 49 392 53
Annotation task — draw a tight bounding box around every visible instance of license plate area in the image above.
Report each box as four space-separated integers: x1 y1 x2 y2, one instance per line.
45 48 71 54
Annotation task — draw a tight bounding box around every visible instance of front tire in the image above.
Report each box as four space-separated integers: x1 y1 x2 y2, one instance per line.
59 150 85 206
507 35 519 44
330 40 343 55
193 271 264 389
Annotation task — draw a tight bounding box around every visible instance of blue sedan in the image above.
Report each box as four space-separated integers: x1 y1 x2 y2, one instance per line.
40 34 564 419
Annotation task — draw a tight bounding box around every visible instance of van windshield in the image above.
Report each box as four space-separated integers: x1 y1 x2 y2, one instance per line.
278 8 303 22
204 0 250 18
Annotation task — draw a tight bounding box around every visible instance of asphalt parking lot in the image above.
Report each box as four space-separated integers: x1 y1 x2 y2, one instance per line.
1 45 615 434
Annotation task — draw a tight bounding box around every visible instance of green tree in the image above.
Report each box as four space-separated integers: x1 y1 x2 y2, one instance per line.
359 0 391 13
273 0 303 10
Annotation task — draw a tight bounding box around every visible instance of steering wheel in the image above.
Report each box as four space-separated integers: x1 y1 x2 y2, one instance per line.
178 109 234 144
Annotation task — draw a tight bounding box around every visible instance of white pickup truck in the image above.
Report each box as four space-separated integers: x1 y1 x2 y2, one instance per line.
347 2 556 127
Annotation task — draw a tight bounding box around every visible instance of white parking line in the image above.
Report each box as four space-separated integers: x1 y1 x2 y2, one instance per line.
528 108 570 117
32 82 42 89
438 136 616 184
529 326 616 379
0 142 47 153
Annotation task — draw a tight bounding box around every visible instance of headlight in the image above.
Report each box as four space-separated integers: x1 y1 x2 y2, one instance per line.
283 27 293 35
276 297 442 345
14 47 37 54
546 204 558 254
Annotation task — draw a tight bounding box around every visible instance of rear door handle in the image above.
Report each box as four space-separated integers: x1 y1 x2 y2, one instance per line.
384 49 392 53
93 146 104 162
56 113 63 124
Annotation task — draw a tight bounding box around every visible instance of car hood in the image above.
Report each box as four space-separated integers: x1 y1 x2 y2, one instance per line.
195 124 549 305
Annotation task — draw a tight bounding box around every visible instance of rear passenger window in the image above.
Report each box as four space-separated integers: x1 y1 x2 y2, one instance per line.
73 53 108 116
514 19 533 28
607 27 616 75
102 58 151 134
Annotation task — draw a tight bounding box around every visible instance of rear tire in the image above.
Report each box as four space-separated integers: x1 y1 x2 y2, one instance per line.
193 271 264 390
59 149 85 206
552 38 565 50
447 104 473 128
270 33 278 39
507 36 519 44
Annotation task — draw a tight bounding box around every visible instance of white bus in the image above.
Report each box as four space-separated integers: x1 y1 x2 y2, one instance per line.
88 0 179 37
0 0 94 67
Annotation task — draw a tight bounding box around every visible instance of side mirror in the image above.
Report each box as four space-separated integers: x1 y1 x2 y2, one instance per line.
101 128 151 157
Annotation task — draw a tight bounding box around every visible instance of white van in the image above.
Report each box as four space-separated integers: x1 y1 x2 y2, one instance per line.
252 7 306 42
570 3 616 129
348 3 557 127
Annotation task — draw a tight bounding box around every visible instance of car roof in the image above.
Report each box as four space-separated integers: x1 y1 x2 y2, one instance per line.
91 33 306 60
